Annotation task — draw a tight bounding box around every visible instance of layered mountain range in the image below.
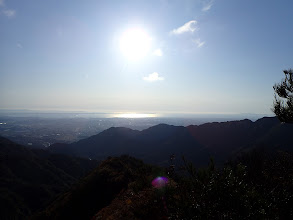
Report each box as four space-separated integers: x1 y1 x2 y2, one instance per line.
48 117 292 166
1 116 293 219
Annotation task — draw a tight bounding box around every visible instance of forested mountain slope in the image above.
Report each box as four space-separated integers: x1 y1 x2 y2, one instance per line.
49 117 291 166
0 136 98 219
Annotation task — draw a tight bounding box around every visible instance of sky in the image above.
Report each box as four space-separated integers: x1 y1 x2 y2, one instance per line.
0 0 293 116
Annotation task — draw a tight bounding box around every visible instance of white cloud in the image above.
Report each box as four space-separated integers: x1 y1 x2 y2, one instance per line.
171 20 198 35
0 1 16 18
170 20 206 49
2 9 15 17
143 72 164 82
202 0 214 12
153 49 163 56
194 38 205 48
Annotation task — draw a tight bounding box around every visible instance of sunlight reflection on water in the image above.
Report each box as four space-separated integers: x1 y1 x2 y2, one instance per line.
112 113 157 118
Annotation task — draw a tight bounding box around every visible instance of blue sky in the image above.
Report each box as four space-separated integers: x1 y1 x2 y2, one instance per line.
0 0 292 116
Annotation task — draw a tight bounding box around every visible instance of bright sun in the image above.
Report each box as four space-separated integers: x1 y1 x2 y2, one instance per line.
119 28 151 61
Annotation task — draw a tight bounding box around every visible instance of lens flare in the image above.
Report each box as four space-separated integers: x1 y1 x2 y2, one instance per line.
151 176 169 189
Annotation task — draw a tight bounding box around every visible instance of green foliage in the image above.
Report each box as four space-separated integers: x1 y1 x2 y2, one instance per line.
3 136 293 220
166 150 293 219
273 69 293 123
34 155 164 220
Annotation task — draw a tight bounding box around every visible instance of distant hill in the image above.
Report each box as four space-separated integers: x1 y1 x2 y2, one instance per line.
49 124 209 166
48 117 292 166
0 136 98 219
187 117 281 160
2 116 293 219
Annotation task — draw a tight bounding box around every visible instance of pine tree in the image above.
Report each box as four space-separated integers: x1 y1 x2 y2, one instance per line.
272 69 293 123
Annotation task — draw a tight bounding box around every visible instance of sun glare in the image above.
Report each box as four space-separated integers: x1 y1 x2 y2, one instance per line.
119 28 151 61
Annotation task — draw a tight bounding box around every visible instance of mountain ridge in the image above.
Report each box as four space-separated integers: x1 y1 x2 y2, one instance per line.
48 117 291 166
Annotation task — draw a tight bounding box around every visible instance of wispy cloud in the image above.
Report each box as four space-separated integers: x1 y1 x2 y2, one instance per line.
170 20 206 49
202 0 214 12
193 38 205 48
0 0 16 18
16 42 23 49
153 49 163 56
3 9 15 17
171 20 198 35
143 72 164 82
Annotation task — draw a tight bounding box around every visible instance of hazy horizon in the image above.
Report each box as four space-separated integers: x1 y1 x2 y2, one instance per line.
0 108 276 149
0 108 273 121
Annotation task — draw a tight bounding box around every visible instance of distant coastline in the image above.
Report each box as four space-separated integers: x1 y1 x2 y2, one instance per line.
0 109 273 121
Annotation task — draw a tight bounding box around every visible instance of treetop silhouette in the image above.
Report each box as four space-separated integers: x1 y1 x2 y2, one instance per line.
273 69 293 123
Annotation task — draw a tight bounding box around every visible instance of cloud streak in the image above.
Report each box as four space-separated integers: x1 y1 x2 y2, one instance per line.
16 43 23 49
3 9 15 17
143 72 164 82
0 0 16 18
171 20 198 35
202 0 214 12
194 38 205 48
170 20 206 49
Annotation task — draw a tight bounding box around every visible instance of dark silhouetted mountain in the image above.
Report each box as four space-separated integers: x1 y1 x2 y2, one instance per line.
0 136 98 219
139 124 185 141
187 117 281 159
32 155 164 220
3 117 293 219
35 151 293 220
49 123 208 166
48 117 293 166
